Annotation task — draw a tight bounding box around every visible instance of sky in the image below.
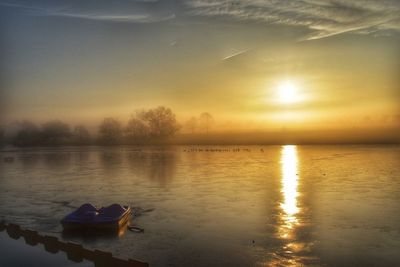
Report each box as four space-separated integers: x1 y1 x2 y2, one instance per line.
0 0 399 134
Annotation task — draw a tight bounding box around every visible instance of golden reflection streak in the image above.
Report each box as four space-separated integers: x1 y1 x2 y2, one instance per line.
267 145 312 266
279 145 299 239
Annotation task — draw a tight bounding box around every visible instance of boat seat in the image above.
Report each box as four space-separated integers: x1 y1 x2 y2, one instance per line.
98 204 126 217
75 203 97 215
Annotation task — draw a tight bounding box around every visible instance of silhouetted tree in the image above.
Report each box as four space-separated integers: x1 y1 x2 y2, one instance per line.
199 112 214 133
98 118 122 145
73 125 91 145
125 116 150 144
12 121 41 147
8 106 181 146
185 117 198 134
138 106 180 139
41 120 71 145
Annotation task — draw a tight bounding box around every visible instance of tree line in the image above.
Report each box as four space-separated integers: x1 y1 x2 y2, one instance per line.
0 107 214 147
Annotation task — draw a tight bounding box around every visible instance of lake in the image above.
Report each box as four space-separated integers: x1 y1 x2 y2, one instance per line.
0 145 399 266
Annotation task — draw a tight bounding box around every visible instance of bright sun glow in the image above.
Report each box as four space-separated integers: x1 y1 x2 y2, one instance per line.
277 81 299 103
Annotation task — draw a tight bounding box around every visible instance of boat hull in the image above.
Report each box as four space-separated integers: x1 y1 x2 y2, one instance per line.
61 205 132 231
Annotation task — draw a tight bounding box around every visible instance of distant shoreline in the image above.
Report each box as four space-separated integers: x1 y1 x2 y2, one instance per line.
1 142 399 152
1 128 399 148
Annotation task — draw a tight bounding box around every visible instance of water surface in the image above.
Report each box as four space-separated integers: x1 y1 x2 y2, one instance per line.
1 145 399 266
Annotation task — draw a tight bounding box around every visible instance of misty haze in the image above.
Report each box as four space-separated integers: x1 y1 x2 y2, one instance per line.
0 1 399 267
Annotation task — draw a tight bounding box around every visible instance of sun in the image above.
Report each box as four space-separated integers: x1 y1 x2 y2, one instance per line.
277 81 299 103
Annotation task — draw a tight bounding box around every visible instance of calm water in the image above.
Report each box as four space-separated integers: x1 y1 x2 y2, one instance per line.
0 145 399 267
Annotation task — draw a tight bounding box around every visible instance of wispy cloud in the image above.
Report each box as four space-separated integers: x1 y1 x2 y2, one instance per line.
2 0 399 39
0 0 175 23
185 0 400 40
44 12 175 23
222 48 252 61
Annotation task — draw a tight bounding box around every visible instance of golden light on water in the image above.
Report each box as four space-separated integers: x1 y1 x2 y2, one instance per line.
279 145 300 239
268 145 302 266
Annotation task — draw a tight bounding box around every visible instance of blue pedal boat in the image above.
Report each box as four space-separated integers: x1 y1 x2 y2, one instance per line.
61 203 132 230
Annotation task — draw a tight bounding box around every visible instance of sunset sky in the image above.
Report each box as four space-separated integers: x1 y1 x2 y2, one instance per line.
1 0 399 133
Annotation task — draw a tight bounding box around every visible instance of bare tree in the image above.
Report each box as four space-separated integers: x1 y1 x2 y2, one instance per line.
139 106 180 139
199 112 214 133
185 117 198 134
98 118 122 145
125 116 150 144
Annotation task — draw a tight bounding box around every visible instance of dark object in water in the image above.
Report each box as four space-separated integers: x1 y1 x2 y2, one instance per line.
6 223 21 239
128 226 144 233
65 242 84 262
23 230 40 246
43 235 59 253
94 249 113 266
61 203 131 231
0 221 149 266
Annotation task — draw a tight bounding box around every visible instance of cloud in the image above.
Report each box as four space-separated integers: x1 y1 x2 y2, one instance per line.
44 12 175 23
222 48 252 61
2 0 399 39
0 0 175 23
184 0 400 40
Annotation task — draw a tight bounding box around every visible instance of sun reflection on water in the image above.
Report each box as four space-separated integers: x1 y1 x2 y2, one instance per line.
280 145 299 239
266 145 303 266
272 145 302 266
267 145 318 267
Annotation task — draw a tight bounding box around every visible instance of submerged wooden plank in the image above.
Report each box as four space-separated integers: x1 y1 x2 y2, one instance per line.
0 221 149 267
